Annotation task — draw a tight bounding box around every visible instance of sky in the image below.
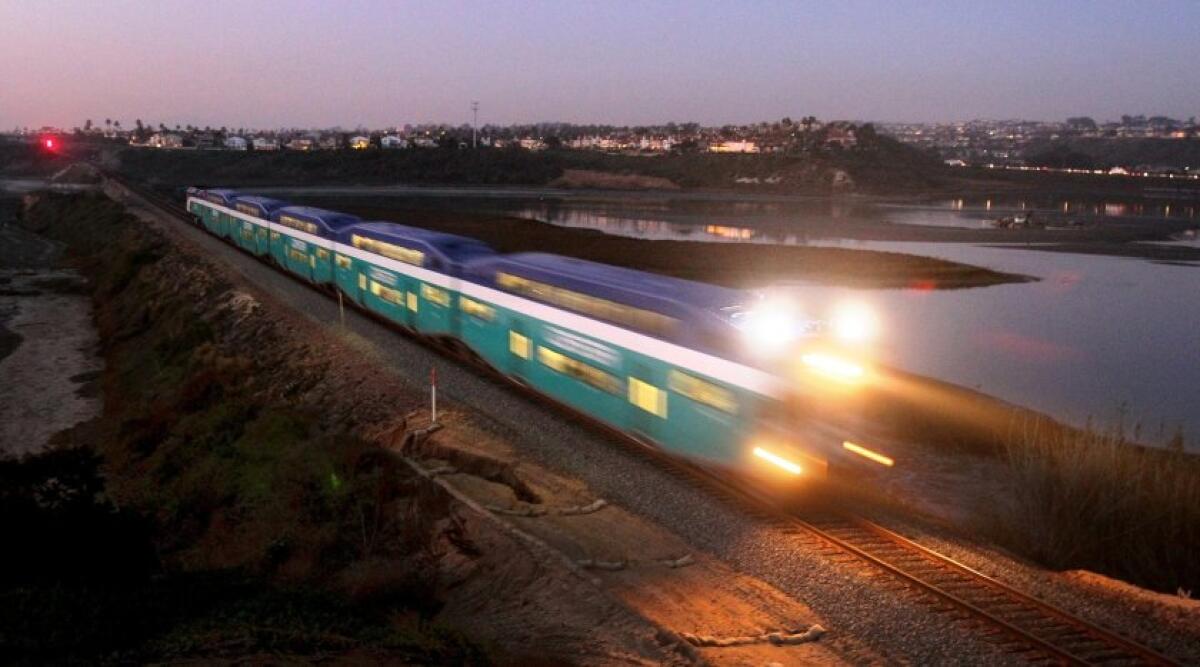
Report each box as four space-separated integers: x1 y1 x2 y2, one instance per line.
3 1 1199 130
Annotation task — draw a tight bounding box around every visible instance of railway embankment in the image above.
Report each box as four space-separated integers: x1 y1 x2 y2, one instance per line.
5 191 854 664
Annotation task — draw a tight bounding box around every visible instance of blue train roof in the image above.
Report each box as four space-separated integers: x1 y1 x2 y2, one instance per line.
467 253 749 314
464 253 751 353
340 222 495 266
232 195 290 217
201 188 240 206
272 206 361 235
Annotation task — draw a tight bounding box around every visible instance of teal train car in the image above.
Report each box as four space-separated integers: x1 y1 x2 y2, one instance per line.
197 189 241 238
230 195 288 256
268 206 360 283
334 222 493 337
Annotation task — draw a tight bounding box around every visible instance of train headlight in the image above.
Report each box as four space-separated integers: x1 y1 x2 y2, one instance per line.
740 299 801 354
752 446 804 475
831 302 878 344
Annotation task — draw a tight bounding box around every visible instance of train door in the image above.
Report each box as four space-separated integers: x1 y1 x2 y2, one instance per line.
506 320 533 381
627 360 668 444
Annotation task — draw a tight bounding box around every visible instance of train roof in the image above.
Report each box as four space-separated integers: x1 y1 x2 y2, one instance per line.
232 195 290 216
272 206 361 233
466 252 751 321
341 222 495 263
200 188 240 206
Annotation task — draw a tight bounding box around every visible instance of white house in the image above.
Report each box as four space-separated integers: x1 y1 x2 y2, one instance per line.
380 135 408 149
148 133 183 149
251 137 279 151
224 136 248 151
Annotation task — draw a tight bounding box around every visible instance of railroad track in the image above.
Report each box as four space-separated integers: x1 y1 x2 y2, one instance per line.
106 173 1179 666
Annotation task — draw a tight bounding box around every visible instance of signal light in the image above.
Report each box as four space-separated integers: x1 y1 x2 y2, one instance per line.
44 138 55 149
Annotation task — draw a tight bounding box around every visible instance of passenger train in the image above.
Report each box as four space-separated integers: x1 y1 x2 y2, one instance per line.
187 187 894 488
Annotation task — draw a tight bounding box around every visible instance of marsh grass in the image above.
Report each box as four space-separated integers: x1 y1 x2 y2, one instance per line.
980 419 1200 593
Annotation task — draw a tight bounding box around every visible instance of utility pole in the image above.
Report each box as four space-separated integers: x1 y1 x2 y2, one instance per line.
471 101 479 148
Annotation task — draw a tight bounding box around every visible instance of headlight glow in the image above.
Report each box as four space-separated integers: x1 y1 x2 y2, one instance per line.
752 446 803 475
801 352 865 381
831 303 878 343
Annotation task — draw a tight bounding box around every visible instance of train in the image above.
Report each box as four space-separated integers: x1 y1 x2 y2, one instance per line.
186 187 894 488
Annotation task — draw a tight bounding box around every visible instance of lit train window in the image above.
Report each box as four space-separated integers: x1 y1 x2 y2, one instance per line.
628 377 668 418
315 248 330 260
287 248 308 264
270 231 281 241
241 227 255 240
358 273 367 290
351 235 424 266
277 215 320 235
668 370 738 414
406 292 419 312
460 296 495 321
495 272 676 337
421 284 451 307
335 254 353 269
369 280 406 306
509 331 531 359
538 346 621 394
236 203 260 217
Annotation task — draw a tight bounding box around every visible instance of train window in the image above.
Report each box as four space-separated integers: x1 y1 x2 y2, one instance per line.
407 292 419 312
287 247 308 264
236 203 260 217
628 377 668 418
421 284 451 307
315 248 330 260
509 331 531 359
351 235 425 266
538 346 622 395
358 273 367 291
270 231 282 241
335 254 353 269
495 272 677 338
369 280 406 306
277 215 320 235
668 370 738 414
460 296 495 321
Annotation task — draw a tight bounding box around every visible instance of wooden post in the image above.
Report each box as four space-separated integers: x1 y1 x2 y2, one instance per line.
338 290 345 327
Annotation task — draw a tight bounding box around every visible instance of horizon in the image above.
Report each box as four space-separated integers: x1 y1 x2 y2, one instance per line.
3 1 1199 130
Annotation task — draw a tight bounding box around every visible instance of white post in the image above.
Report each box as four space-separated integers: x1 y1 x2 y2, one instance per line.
430 366 438 424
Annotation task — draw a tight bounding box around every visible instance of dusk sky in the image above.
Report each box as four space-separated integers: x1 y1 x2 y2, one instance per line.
3 1 1199 130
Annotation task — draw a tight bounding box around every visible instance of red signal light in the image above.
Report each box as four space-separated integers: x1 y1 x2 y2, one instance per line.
44 138 55 149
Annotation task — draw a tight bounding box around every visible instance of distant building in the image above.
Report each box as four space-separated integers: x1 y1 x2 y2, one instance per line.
380 135 408 149
224 136 248 151
194 132 217 149
350 135 371 150
944 158 967 167
148 132 183 149
319 136 340 150
251 137 279 151
709 140 760 154
412 137 438 148
286 138 314 151
518 138 546 151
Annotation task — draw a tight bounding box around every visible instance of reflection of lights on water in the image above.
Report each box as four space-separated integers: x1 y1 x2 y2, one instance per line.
1062 201 1070 212
704 225 755 240
985 199 992 211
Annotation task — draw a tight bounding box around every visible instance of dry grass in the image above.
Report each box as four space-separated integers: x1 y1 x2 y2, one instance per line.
980 420 1200 593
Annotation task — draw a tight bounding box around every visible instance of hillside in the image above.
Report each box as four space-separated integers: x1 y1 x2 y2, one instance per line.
111 135 946 195
1025 137 1200 169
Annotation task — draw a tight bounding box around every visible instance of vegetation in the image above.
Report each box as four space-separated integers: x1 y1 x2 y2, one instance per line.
1026 137 1200 170
113 134 946 195
978 420 1200 594
4 193 485 663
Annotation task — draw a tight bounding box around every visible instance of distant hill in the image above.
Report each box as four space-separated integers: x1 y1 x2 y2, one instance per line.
1026 137 1200 169
113 133 946 195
